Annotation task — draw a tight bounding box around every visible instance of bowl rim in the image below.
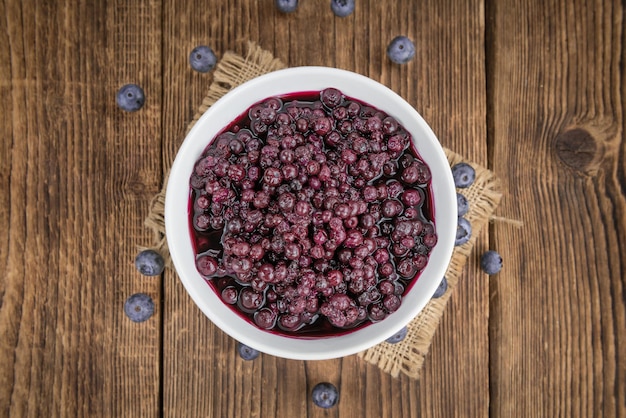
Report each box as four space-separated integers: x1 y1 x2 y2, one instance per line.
165 66 456 360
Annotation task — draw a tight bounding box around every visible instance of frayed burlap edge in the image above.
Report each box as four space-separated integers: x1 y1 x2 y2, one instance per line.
186 42 287 136
357 151 502 378
144 42 504 380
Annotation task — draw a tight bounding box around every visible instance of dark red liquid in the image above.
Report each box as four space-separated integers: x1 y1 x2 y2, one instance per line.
188 90 436 338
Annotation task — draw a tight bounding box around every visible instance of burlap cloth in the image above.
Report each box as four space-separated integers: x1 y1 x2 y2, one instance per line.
145 42 503 379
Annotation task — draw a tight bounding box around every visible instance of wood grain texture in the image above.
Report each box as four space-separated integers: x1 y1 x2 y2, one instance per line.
3 0 623 417
488 0 626 416
0 0 162 416
105 0 164 416
161 1 488 417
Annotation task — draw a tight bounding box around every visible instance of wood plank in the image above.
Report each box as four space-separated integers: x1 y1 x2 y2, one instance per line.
0 0 163 416
162 1 488 417
488 0 626 416
103 0 164 416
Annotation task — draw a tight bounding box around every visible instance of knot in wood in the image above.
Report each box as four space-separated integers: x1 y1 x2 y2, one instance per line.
554 128 602 174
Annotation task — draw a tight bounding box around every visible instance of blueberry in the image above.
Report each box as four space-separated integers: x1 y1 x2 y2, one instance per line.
385 326 408 344
116 84 145 112
135 249 165 276
276 0 299 13
311 382 339 409
451 163 476 188
455 217 472 246
457 192 469 217
387 36 416 64
480 250 503 274
432 277 447 298
237 341 260 360
330 0 355 17
189 45 217 73
124 293 154 323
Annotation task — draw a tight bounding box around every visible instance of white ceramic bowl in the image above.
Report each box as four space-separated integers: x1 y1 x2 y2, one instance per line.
165 66 456 360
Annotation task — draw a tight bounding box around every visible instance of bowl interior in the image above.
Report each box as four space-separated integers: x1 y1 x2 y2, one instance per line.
165 66 456 360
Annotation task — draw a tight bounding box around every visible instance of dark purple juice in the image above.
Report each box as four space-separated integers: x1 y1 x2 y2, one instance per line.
188 89 436 338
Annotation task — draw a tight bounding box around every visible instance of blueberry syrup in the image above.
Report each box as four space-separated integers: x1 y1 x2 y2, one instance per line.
188 89 436 338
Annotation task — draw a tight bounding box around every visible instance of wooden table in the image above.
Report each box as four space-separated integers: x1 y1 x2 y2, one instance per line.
1 1 624 417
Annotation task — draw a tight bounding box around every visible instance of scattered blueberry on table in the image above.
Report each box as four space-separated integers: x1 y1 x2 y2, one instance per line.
457 192 469 217
455 217 472 246
116 84 145 112
311 382 339 408
275 0 299 13
330 0 355 17
432 277 448 298
189 45 217 73
237 342 260 361
385 326 408 344
124 293 155 323
480 250 503 274
135 249 165 276
451 162 476 188
387 36 416 64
